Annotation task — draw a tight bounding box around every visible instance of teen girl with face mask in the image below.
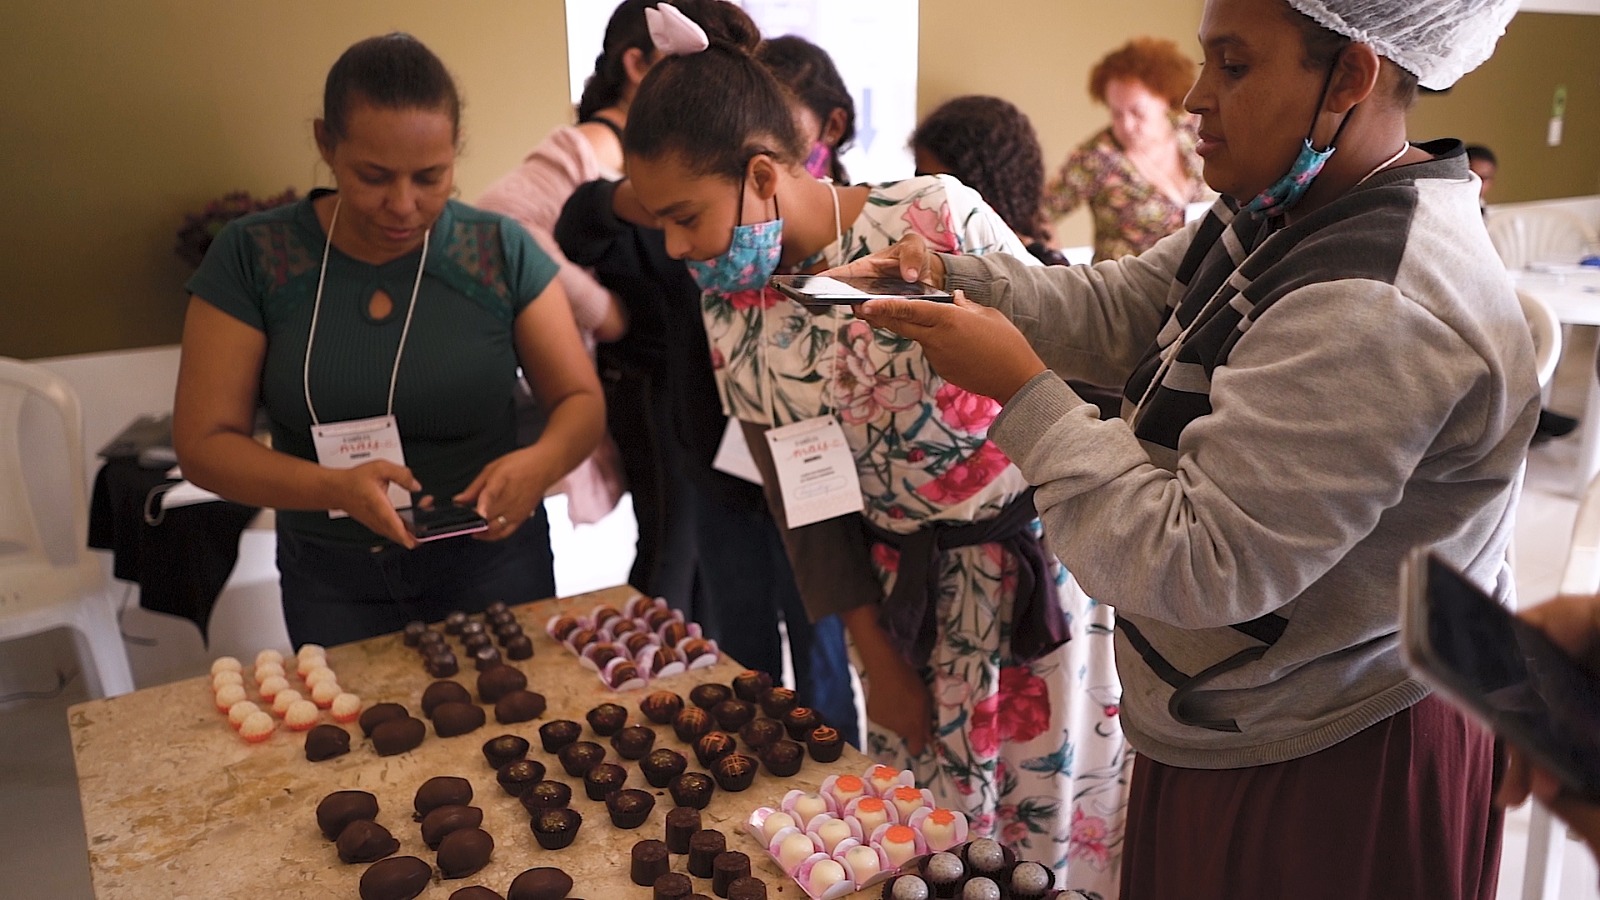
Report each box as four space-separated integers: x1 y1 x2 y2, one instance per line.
622 6 1127 888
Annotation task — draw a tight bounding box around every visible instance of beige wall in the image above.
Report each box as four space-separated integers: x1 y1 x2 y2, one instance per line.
1410 12 1600 204
5 1 1597 360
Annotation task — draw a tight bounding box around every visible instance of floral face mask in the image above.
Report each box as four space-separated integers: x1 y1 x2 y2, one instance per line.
685 164 784 294
1241 56 1354 217
804 141 833 180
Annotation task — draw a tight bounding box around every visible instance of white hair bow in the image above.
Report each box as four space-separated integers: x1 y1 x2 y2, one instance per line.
645 2 709 57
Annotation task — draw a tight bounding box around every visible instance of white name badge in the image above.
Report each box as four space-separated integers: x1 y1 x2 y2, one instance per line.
310 414 411 518
764 415 863 528
712 418 764 485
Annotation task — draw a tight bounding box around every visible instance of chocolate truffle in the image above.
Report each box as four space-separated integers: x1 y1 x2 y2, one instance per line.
305 723 351 761
317 790 379 841
585 642 622 671
925 852 965 894
688 683 733 711
961 877 1001 900
639 690 684 724
460 619 487 638
631 839 671 886
611 724 656 760
654 873 693 900
686 829 726 878
476 665 528 704
962 838 1010 876
668 772 715 810
758 687 797 720
641 748 688 788
566 627 598 652
486 600 509 617
359 702 410 737
504 634 534 660
372 715 427 756
492 619 519 639
518 779 572 813
731 670 773 703
592 604 622 627
415 776 474 818
402 621 428 646
496 758 547 797
495 690 548 724
693 731 737 768
509 866 575 900
727 877 767 900
806 725 844 763
472 645 504 671
646 646 683 676
673 707 714 743
449 888 505 900
437 826 494 879
482 734 531 770
425 652 460 678
886 875 932 900
759 739 804 777
529 807 582 851
421 804 483 850
1009 861 1053 899
643 605 675 629
659 620 689 648
422 680 474 718
444 611 468 635
416 629 445 652
606 788 656 829
782 707 823 741
712 850 751 898
586 702 629 737
609 617 641 640
604 660 643 689
557 740 606 777
336 818 400 863
583 762 628 800
711 753 757 792
679 637 715 664
738 717 785 752
712 699 757 733
359 856 431 900
538 719 582 753
664 805 701 854
547 614 580 642
432 701 487 738
462 632 494 655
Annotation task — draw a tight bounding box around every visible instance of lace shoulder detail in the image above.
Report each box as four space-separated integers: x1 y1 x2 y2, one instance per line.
244 220 316 291
444 218 513 304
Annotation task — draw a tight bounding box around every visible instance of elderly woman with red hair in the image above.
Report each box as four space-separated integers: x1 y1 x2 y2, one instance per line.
1045 37 1211 262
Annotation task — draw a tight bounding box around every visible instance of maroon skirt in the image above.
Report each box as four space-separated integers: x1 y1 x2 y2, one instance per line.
1118 694 1502 900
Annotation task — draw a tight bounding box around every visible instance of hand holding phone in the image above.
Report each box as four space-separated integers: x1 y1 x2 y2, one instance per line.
400 500 489 543
1401 549 1600 802
770 274 954 308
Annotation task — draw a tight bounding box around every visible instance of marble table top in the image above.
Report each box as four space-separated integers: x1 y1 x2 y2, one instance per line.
71 585 877 899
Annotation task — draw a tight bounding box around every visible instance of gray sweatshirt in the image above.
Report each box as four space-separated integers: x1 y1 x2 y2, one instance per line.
942 143 1540 768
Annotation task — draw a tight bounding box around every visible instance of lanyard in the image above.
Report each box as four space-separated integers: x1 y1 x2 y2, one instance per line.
302 198 431 427
761 183 843 426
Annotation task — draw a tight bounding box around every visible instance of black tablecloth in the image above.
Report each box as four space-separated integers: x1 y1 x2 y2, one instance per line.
88 459 261 641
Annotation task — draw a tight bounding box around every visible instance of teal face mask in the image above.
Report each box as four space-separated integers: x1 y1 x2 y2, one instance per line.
1242 57 1353 217
685 163 784 294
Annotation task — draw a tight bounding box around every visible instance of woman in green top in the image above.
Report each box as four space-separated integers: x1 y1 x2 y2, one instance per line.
174 34 604 647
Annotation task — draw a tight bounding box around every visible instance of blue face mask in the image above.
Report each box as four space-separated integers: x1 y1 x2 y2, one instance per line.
685 167 784 294
1242 59 1353 217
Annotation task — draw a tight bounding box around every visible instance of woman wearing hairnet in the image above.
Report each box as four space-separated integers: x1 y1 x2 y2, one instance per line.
840 0 1533 896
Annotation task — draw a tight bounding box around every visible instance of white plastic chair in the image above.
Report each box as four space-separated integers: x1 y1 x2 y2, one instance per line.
1488 209 1599 271
0 357 134 698
1518 289 1563 393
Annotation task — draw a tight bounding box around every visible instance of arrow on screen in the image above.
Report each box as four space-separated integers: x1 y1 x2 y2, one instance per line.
856 87 876 152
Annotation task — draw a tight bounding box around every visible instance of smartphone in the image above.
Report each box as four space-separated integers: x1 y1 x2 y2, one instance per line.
1400 549 1600 801
769 274 953 308
399 501 489 543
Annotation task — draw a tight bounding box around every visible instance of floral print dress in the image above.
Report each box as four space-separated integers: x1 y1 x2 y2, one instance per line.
700 175 1131 896
1044 119 1211 264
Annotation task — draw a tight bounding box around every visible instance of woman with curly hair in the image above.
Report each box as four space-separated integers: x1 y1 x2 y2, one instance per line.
1044 37 1212 262
911 95 1069 266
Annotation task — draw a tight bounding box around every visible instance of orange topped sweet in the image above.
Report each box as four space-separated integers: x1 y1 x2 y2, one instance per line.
881 824 918 866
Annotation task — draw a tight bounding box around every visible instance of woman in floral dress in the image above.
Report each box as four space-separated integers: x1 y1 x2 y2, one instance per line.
618 7 1128 894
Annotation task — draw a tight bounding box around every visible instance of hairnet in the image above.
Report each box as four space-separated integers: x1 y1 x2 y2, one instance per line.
1284 0 1517 90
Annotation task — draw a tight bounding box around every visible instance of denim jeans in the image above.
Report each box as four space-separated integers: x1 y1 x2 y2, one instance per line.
276 503 555 648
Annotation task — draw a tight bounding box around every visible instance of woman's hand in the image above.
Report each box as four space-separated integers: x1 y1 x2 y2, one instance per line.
822 233 947 290
326 461 421 548
855 292 1048 404
454 446 557 542
842 606 933 756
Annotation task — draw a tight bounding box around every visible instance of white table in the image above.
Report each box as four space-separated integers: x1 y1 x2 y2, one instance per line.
1514 267 1600 496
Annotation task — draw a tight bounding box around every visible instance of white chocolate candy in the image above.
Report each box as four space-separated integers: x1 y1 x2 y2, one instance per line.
777 832 816 870
760 810 797 842
867 765 902 795
257 675 289 701
210 656 243 675
330 693 362 723
299 655 332 678
302 666 337 688
889 786 926 819
227 700 260 730
214 684 247 712
254 649 284 668
790 791 828 824
211 670 244 692
309 680 342 708
921 807 960 851
270 689 303 717
829 774 866 807
296 643 327 663
852 797 890 834
284 699 320 731
815 817 853 854
253 662 285 684
240 711 276 742
808 859 849 894
844 845 881 883
880 825 919 867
